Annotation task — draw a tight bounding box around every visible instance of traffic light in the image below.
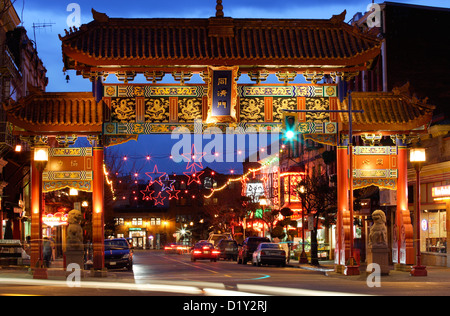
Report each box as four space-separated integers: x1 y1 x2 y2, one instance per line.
282 114 298 141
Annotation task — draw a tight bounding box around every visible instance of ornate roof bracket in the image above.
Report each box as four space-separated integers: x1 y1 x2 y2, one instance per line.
172 71 193 84
20 135 48 147
330 71 361 83
81 70 109 82
115 71 136 83
248 70 269 84
276 71 297 84
55 135 78 148
144 71 165 83
303 71 324 84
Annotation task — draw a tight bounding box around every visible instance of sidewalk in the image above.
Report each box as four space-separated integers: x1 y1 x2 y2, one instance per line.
3 258 450 285
287 259 450 283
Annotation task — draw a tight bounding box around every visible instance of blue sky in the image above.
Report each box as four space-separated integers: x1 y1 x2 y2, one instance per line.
19 0 450 92
18 0 449 176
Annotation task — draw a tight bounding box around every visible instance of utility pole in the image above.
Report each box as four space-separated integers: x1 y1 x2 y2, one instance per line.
283 91 363 275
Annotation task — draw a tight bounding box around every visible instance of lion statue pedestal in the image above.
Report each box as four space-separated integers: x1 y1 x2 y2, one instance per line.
367 210 391 276
65 209 84 270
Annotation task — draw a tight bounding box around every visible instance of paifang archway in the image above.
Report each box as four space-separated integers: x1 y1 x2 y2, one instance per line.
5 6 434 273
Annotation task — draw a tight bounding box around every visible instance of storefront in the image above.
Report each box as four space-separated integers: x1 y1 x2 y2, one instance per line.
42 211 69 258
418 185 450 266
114 217 170 249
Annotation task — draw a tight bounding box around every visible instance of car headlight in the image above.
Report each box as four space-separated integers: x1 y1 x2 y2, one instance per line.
122 254 130 259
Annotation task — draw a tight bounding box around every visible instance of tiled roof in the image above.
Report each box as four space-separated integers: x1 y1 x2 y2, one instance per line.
60 10 381 72
338 90 435 132
5 92 102 133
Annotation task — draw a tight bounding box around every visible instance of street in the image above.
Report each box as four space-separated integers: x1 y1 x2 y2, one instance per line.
1 250 450 298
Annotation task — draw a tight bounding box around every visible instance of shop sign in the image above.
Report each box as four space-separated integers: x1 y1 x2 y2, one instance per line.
432 185 450 200
421 219 428 231
42 212 69 226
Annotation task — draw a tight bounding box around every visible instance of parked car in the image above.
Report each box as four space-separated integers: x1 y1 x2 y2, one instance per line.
237 236 270 264
216 239 238 261
191 242 220 262
207 233 232 247
104 238 133 270
252 243 286 267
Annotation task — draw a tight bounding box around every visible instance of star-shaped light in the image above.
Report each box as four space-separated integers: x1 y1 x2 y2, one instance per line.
183 171 204 186
140 186 154 201
181 144 206 174
153 192 167 206
165 186 181 200
145 165 167 186
160 174 176 192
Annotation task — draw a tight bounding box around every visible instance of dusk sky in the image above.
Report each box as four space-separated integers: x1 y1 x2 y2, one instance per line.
17 0 449 176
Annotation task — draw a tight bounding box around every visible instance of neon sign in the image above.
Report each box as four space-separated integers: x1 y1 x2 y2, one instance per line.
432 185 450 200
42 212 69 226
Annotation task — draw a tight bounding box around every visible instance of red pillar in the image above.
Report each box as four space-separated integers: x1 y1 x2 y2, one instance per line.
92 147 105 270
30 159 43 268
336 140 351 271
396 137 414 265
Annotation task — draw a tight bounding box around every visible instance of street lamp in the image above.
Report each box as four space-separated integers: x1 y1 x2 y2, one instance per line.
31 146 49 270
410 143 427 277
298 185 308 264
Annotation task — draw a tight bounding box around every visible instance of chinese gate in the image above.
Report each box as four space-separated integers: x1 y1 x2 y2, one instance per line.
5 4 434 274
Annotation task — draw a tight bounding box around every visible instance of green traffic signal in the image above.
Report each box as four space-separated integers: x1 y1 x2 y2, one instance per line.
283 115 297 140
285 130 295 140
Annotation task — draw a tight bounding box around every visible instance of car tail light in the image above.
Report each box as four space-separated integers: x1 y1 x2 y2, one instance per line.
164 246 172 250
260 251 266 255
193 250 202 254
203 246 210 250
212 250 220 255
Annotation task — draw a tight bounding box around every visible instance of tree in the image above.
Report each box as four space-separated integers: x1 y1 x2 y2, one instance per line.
296 172 337 266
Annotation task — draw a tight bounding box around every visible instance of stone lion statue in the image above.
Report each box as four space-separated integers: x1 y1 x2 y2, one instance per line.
66 209 84 251
369 210 388 248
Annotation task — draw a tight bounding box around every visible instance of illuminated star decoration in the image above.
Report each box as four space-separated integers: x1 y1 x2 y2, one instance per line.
145 165 167 186
182 144 206 186
160 174 176 192
166 185 181 200
153 191 167 206
140 186 154 201
182 144 206 174
183 170 204 186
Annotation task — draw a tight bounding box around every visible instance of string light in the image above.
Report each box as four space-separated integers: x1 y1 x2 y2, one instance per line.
204 157 279 199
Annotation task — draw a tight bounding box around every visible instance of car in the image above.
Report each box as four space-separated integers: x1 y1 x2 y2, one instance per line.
104 238 133 270
216 239 238 261
164 243 190 254
191 242 220 262
252 243 286 267
207 233 232 247
237 236 271 264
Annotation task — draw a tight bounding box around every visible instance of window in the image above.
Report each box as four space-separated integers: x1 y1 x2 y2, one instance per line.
132 218 143 226
151 218 156 226
115 218 124 226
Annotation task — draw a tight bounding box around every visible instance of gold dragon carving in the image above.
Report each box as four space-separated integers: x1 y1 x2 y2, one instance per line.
178 98 202 122
145 98 169 123
240 98 264 122
111 98 136 122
